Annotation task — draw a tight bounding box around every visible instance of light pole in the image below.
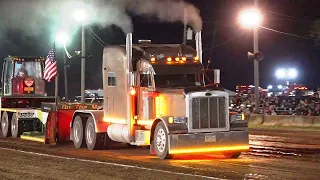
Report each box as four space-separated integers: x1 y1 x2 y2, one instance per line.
55 32 69 101
73 9 86 103
238 0 263 113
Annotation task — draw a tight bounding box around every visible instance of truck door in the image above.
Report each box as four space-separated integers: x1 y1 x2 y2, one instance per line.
138 71 157 120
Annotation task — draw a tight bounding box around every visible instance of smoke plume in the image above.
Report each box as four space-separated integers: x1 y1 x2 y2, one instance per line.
123 0 203 32
0 0 202 38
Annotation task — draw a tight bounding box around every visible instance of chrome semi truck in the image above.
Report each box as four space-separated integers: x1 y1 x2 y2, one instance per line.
69 31 249 159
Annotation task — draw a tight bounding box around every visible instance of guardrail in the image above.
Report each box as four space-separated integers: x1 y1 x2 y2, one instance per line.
246 114 320 127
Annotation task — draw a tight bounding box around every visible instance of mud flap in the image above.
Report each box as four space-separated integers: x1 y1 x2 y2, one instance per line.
149 141 156 155
44 111 57 144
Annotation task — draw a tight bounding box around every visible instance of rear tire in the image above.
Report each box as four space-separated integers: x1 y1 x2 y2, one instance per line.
153 121 173 159
72 116 85 148
11 113 23 138
223 152 241 158
85 117 104 150
1 112 12 137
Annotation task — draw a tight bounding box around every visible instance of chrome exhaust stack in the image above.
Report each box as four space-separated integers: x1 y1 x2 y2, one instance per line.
126 33 133 71
195 31 203 64
125 33 134 142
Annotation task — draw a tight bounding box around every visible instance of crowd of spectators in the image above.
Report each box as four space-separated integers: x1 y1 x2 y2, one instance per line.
230 94 320 116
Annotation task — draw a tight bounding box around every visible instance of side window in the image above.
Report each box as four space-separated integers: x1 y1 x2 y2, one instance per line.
140 74 151 87
108 72 116 87
5 60 13 80
3 60 13 95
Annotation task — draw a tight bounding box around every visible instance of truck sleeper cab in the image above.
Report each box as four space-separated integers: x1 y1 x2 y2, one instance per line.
70 32 249 159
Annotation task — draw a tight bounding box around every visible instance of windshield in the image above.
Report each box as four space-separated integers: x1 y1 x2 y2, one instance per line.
153 74 199 88
14 61 43 78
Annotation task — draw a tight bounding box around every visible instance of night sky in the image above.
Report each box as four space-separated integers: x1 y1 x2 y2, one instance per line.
0 0 319 97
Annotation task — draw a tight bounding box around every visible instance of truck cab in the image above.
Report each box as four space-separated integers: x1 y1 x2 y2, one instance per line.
1 56 46 96
70 31 249 159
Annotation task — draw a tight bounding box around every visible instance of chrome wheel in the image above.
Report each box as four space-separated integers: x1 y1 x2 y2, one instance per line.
74 122 81 142
86 123 94 144
1 111 12 137
153 121 173 159
2 118 7 132
11 120 16 133
156 128 166 153
85 117 104 150
72 116 85 149
11 113 22 138
11 118 17 135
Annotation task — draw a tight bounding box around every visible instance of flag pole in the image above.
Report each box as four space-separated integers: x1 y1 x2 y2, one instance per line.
55 75 59 103
54 42 59 144
54 42 58 105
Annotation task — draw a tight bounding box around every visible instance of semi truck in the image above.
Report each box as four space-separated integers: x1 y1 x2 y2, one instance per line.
0 31 249 159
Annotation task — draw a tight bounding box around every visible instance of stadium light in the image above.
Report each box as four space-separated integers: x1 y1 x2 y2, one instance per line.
288 68 298 79
55 32 69 45
277 85 283 89
275 68 298 80
73 9 86 23
275 68 286 79
267 85 273 89
238 8 263 29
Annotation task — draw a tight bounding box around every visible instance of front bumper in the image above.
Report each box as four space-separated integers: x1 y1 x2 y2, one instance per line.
168 130 249 154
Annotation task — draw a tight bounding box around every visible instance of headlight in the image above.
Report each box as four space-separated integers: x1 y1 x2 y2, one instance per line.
168 117 187 124
230 114 242 121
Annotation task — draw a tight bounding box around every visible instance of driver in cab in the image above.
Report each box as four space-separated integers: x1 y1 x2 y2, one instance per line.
12 63 29 94
16 63 28 78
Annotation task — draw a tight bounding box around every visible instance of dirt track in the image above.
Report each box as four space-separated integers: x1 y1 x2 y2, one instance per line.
0 148 197 180
0 129 320 180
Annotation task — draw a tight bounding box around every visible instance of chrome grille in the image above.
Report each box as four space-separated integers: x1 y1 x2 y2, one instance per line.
190 96 227 130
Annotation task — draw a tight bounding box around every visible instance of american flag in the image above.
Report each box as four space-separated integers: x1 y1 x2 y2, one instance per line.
43 46 57 82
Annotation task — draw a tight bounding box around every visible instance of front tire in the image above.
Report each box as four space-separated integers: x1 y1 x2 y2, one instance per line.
153 121 173 159
85 117 104 150
11 113 23 138
72 116 85 148
1 112 12 137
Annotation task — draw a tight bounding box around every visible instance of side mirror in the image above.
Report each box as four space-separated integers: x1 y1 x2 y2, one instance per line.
214 69 220 84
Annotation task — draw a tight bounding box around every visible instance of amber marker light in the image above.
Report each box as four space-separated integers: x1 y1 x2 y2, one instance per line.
170 145 250 154
168 117 174 124
130 88 136 95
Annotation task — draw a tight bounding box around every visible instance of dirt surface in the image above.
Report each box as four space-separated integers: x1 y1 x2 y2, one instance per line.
0 148 196 180
0 129 319 180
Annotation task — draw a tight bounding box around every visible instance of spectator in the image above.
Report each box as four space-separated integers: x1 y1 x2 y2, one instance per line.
231 93 320 116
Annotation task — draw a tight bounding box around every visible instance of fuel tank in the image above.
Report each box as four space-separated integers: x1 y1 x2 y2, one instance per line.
107 124 130 143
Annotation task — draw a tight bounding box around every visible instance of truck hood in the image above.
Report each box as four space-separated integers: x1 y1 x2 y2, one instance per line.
156 88 186 117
